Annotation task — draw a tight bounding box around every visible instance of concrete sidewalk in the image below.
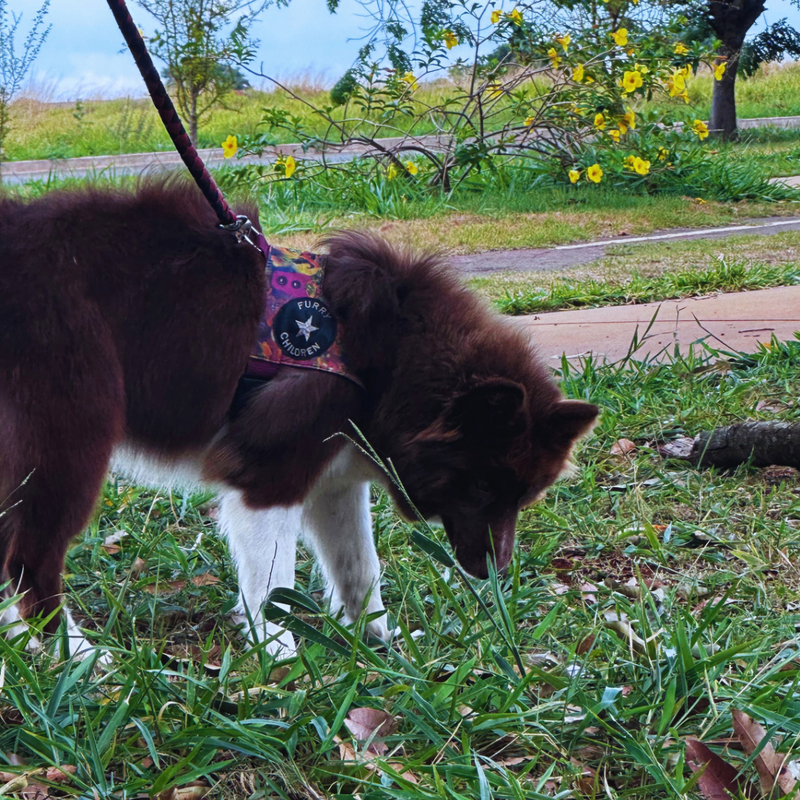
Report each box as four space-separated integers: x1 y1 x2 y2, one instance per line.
517 285 800 363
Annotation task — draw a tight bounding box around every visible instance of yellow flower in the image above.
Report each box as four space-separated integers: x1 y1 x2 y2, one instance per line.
668 71 685 97
625 155 637 170
487 82 504 98
714 62 726 81
679 64 693 78
573 63 585 82
556 33 571 51
658 146 669 161
622 70 643 93
680 90 689 103
548 47 561 68
402 72 418 90
623 109 636 129
695 197 707 204
443 30 458 49
284 155 296 178
405 161 419 175
587 163 603 183
618 121 627 135
509 8 522 24
569 169 581 183
609 129 621 142
491 8 502 23
524 115 535 126
221 134 238 159
387 164 398 180
612 28 628 47
692 119 709 140
633 157 650 176
594 112 606 130
674 42 689 55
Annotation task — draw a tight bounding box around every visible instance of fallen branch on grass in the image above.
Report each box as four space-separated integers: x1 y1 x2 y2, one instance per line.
663 421 800 469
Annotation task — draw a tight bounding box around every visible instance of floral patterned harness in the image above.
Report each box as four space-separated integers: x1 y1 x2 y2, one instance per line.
242 234 362 388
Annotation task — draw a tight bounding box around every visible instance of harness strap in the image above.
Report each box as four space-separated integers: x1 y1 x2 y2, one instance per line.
105 0 238 229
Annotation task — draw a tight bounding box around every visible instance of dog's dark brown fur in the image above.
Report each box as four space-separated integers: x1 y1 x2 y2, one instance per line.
0 181 596 633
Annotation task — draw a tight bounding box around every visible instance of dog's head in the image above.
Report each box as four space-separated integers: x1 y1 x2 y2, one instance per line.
321 231 599 577
383 376 597 577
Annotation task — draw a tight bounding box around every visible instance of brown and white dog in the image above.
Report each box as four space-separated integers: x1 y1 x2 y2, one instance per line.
0 181 597 657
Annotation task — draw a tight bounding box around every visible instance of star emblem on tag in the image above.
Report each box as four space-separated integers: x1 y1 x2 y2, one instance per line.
295 315 319 342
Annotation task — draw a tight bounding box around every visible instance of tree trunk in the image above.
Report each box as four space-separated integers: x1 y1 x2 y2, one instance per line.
709 48 739 140
686 421 800 469
706 0 767 141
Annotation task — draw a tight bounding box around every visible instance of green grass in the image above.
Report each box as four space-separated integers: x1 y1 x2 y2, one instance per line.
490 255 800 315
7 169 798 256
6 61 800 165
649 61 800 119
3 336 800 798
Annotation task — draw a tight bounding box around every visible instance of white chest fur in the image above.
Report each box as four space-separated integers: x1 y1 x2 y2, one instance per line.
110 443 209 493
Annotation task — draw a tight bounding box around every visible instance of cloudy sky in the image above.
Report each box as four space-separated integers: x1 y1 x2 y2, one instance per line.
22 0 800 99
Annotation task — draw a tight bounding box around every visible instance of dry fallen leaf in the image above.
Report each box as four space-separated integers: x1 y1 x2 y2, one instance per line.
344 707 397 756
102 530 128 554
732 709 796 797
685 738 756 800
21 782 52 800
756 400 787 414
155 782 209 800
610 438 637 457
603 610 657 657
142 579 186 595
44 765 76 783
131 557 147 576
580 583 599 604
190 573 220 587
0 774 28 795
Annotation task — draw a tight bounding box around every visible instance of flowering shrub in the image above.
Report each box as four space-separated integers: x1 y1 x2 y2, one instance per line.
226 0 788 200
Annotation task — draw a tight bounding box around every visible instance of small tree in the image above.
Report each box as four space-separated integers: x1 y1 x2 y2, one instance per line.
136 0 267 143
0 0 50 176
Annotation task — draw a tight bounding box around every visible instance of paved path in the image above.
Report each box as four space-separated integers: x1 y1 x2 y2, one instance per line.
0 135 450 185
518 284 800 363
453 216 800 274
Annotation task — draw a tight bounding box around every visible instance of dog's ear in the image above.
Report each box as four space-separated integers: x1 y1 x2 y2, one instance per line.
545 400 599 445
449 378 528 441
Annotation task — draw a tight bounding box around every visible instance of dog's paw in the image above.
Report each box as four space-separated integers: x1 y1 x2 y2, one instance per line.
0 602 41 652
365 613 395 644
61 610 112 666
231 612 298 659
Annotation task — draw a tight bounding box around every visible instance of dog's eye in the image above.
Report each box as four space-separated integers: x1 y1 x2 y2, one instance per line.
277 275 287 285
291 280 302 289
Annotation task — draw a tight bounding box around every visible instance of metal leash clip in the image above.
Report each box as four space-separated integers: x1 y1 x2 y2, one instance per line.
223 215 254 243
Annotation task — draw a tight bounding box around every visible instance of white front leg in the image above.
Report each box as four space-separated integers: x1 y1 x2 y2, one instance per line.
303 450 390 642
219 491 300 657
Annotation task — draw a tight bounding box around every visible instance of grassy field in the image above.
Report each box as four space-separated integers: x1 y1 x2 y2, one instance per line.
2 336 800 799
6 61 800 163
